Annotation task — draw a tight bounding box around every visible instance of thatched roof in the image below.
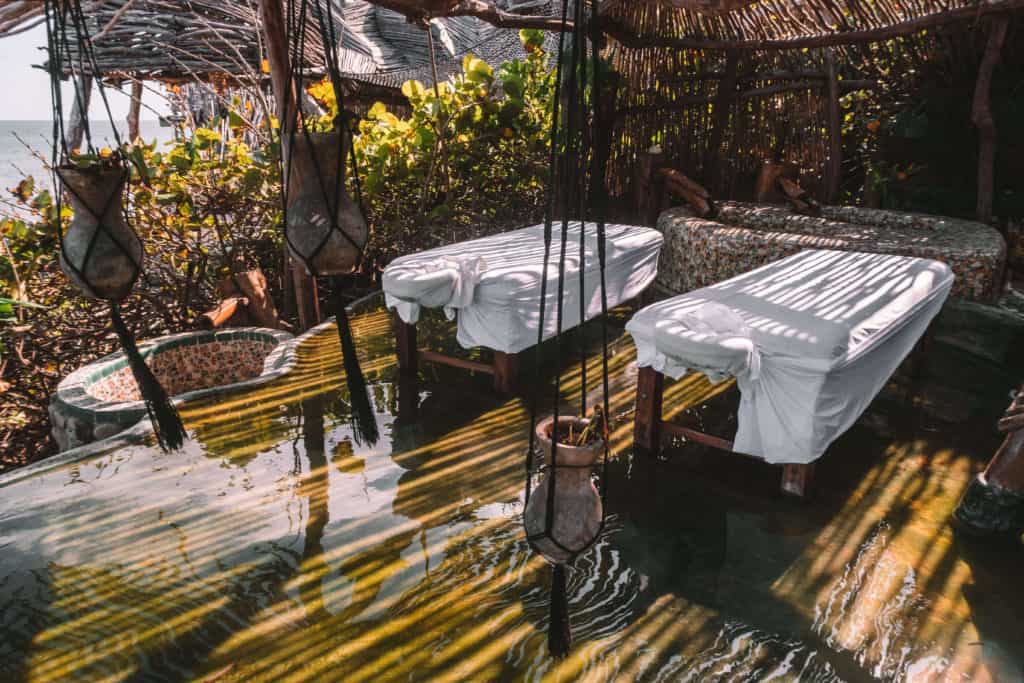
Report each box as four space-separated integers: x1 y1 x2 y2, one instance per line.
599 0 1024 51
0 0 555 86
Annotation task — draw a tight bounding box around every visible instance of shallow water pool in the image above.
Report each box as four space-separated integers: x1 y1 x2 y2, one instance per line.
1 300 1021 682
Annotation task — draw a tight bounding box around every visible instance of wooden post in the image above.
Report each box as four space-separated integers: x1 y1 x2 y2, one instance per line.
780 463 816 499
127 80 143 141
393 312 418 376
493 351 519 394
971 17 1009 225
825 51 842 204
634 150 666 227
704 51 739 195
634 366 664 453
67 74 92 151
258 0 319 330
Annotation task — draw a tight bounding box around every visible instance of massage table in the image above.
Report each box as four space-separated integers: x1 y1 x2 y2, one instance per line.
383 222 663 392
627 249 954 497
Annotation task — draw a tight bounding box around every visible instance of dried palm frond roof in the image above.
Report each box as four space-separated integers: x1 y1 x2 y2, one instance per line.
599 0 1024 51
0 0 556 86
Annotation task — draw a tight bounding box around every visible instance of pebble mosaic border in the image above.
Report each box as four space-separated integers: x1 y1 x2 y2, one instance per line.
655 202 1007 302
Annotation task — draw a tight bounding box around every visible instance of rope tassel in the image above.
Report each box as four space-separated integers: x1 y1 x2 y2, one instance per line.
548 564 572 658
110 302 186 452
332 280 379 447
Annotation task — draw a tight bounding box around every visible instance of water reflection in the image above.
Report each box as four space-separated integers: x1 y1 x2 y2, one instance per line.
0 303 1020 681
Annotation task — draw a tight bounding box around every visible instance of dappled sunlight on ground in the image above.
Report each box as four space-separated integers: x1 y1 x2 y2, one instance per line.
0 297 1020 681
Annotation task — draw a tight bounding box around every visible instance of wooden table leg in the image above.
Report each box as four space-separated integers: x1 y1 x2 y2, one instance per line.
634 366 664 454
780 463 815 498
493 351 519 394
393 312 417 376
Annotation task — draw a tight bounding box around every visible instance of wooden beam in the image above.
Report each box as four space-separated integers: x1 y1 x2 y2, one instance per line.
971 16 1009 224
419 350 495 375
615 79 876 119
600 2 1024 52
660 422 734 452
369 0 574 32
825 51 842 204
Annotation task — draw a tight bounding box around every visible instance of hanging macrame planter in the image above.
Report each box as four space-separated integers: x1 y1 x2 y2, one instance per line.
57 164 141 300
45 0 185 452
525 417 604 565
280 0 376 446
525 415 605 657
523 0 612 659
285 130 367 276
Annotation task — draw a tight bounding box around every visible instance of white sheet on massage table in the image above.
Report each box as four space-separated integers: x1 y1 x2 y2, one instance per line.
626 249 954 464
383 222 663 354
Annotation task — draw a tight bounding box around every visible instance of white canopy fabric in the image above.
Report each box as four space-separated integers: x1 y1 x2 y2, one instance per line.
384 222 663 354
626 249 954 464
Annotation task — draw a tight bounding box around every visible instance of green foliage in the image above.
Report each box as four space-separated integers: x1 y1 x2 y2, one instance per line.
312 30 556 265
840 58 1024 220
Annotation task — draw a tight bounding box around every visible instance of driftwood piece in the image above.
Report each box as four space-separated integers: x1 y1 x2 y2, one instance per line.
216 268 287 331
196 296 249 330
658 168 715 217
755 159 800 203
778 177 822 216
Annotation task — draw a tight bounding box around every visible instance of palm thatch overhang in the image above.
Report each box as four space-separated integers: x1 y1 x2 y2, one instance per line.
0 0 556 94
594 0 1023 217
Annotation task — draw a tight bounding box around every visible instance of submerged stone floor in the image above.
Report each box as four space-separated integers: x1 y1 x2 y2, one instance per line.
0 296 1021 682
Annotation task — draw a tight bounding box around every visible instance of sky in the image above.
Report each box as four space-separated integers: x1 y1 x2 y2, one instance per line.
0 24 170 121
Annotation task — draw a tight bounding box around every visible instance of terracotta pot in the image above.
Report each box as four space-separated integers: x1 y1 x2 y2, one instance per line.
58 165 143 301
285 131 368 276
524 416 604 564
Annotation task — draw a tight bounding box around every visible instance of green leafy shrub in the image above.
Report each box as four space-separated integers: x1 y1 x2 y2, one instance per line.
351 28 554 266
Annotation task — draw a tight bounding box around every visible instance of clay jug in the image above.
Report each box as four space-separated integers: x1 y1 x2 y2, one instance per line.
285 130 368 276
524 416 604 564
58 165 143 301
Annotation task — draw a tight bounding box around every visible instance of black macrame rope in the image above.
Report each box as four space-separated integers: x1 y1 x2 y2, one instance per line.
278 0 377 447
519 0 615 661
44 0 185 452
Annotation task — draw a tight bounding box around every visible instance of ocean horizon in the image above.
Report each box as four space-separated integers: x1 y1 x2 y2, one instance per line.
0 119 173 220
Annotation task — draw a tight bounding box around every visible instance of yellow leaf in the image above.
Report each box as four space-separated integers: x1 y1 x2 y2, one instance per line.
261 58 270 74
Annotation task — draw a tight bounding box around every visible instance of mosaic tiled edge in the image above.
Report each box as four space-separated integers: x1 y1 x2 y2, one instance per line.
88 340 278 402
50 327 294 451
655 202 1007 302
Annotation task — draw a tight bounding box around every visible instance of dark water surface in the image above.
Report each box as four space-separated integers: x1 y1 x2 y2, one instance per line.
0 299 1021 682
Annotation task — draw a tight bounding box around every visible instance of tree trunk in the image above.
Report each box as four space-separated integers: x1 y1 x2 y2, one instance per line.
825 51 842 204
127 80 143 141
971 17 1009 224
67 74 93 152
704 52 739 195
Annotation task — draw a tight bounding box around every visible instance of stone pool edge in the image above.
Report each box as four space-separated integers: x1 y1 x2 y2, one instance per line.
2 292 383 488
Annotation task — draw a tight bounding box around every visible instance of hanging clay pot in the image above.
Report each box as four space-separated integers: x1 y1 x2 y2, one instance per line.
524 415 604 565
58 165 143 301
286 130 368 276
